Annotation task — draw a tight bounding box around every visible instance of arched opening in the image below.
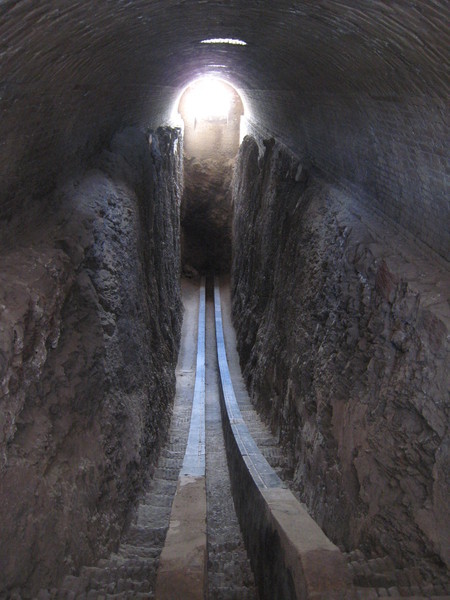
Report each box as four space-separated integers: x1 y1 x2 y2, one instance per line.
177 78 244 275
178 77 244 159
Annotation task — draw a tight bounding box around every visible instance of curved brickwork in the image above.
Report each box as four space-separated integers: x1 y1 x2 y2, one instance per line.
0 1 448 255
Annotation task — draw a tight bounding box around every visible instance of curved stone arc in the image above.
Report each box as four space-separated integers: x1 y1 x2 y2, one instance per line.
213 277 353 600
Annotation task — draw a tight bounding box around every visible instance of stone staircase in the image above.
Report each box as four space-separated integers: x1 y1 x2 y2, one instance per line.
35 407 192 600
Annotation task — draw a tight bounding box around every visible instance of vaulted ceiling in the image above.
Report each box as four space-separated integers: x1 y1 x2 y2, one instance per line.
1 1 448 255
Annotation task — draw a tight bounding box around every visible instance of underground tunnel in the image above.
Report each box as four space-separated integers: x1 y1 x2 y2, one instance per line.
0 1 449 599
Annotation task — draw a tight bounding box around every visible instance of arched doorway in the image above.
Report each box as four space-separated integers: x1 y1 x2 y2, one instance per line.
177 78 244 274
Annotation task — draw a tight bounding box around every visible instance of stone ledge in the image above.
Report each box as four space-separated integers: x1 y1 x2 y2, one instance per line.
214 278 354 600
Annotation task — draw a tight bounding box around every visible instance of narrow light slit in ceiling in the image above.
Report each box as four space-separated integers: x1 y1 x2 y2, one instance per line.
200 38 247 45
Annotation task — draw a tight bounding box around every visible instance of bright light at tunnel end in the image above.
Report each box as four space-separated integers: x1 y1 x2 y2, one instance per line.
170 75 250 138
184 78 233 121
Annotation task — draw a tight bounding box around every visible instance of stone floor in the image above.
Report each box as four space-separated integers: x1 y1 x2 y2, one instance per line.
204 280 258 599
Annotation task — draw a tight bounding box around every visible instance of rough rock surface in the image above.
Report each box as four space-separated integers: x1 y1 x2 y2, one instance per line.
181 156 234 274
231 136 449 577
0 126 183 596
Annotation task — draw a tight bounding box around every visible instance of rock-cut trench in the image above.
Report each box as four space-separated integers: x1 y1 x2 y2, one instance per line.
0 2 448 599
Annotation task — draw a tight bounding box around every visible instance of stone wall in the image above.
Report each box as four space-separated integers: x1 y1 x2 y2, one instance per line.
232 135 449 574
181 156 234 274
0 126 183 595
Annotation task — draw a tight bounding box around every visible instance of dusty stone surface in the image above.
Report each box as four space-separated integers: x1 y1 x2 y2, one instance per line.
155 476 207 600
204 282 258 600
181 157 234 274
215 279 352 599
179 80 243 161
231 136 449 580
0 127 183 596
29 281 199 600
221 276 449 598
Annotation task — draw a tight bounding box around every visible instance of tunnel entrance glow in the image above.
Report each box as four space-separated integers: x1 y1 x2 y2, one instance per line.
183 78 233 121
177 78 245 158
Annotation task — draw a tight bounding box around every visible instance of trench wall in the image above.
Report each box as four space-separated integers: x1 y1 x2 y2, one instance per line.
0 126 183 595
181 156 234 275
231 135 449 573
245 91 449 260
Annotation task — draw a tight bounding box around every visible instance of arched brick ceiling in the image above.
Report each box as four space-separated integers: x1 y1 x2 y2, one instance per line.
1 1 448 254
